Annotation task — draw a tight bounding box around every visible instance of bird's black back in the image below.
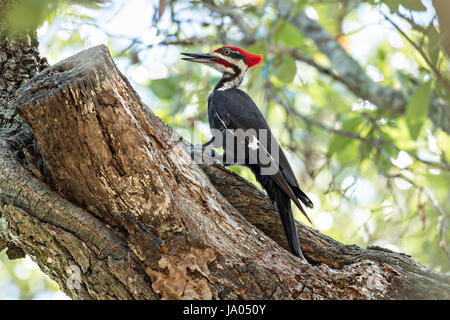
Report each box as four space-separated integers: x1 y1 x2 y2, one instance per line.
207 88 313 258
208 88 302 189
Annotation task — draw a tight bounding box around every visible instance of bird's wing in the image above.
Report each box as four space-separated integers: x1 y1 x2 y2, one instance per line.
210 89 312 222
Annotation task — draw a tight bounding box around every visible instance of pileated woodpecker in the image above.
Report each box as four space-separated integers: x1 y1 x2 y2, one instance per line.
182 46 313 259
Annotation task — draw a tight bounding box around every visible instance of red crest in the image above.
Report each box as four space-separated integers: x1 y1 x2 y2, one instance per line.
213 46 263 68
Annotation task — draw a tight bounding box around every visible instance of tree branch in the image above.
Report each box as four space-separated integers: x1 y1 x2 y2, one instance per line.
265 83 450 171
378 9 450 92
1 45 447 299
195 1 449 133
287 7 450 132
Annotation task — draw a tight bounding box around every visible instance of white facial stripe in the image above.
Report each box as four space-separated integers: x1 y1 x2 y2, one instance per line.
210 51 248 75
206 61 234 74
221 55 247 74
217 72 245 91
217 81 235 91
207 50 249 90
236 59 247 73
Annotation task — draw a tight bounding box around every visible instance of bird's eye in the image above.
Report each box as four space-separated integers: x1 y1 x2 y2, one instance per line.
223 49 231 55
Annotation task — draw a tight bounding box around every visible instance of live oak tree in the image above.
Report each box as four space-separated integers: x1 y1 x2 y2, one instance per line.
0 0 449 299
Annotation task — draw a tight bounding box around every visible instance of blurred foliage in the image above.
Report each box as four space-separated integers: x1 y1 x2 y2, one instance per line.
1 0 109 29
1 0 449 298
0 251 64 299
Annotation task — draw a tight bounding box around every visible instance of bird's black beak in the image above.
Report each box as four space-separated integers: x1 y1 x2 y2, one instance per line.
181 52 216 63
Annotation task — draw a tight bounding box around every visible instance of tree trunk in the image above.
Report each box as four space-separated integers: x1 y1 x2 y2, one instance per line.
0 45 449 300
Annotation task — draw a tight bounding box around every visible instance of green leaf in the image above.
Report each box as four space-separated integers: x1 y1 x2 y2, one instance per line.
3 0 108 31
378 131 397 157
294 0 308 13
396 71 412 98
342 116 364 132
151 78 179 100
337 140 360 164
436 131 450 162
405 81 432 140
384 0 401 12
276 22 304 48
399 0 427 11
327 117 365 158
328 135 347 157
426 24 441 67
378 149 393 172
385 0 426 13
5 0 55 30
328 135 361 162
274 57 297 83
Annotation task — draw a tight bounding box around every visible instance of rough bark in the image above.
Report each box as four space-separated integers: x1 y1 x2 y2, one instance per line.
0 0 51 261
0 45 448 300
0 28 47 149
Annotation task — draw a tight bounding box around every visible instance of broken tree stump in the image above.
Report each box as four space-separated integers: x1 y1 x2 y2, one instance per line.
0 45 446 299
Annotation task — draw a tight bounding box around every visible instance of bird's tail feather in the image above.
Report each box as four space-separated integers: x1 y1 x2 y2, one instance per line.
275 187 305 259
293 186 314 209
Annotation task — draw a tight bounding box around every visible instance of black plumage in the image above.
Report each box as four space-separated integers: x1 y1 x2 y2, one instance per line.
181 47 313 259
208 88 313 259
